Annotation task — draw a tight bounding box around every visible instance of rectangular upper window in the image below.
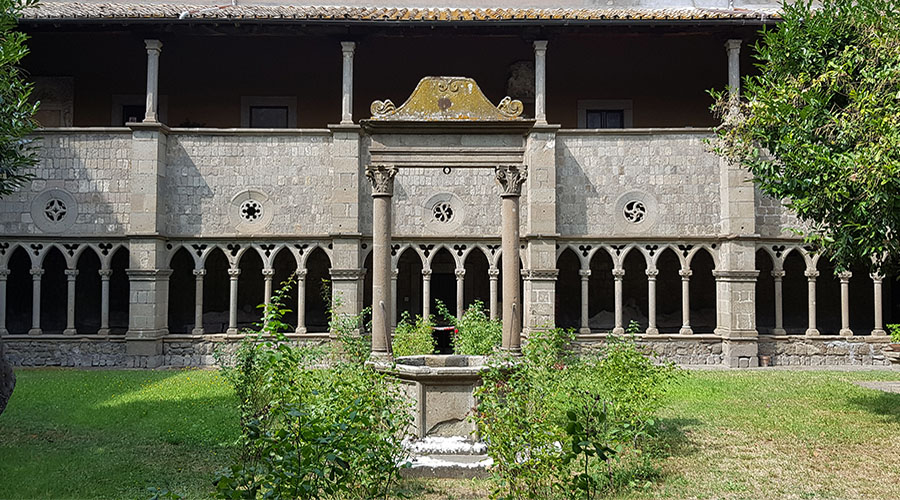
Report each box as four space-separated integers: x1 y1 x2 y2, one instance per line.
249 106 289 128
577 99 633 129
585 109 624 129
241 97 297 128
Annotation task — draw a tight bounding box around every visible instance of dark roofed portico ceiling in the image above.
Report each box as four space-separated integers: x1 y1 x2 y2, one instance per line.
23 1 780 23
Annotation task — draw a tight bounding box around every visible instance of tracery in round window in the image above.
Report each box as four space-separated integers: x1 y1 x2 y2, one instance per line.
240 199 263 222
44 199 68 222
432 201 454 223
623 200 647 224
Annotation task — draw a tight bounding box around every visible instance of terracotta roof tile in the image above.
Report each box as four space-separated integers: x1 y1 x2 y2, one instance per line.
21 3 779 22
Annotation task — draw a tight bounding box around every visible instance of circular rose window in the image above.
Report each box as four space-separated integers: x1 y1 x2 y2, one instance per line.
623 200 647 224
432 201 454 223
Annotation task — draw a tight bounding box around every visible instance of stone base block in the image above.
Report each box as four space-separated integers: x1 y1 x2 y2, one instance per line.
126 339 163 368
722 338 759 368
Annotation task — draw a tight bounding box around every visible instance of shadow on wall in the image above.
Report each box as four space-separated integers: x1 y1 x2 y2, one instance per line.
164 139 214 235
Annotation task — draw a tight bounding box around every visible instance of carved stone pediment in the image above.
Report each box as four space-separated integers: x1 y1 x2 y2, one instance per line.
370 76 523 121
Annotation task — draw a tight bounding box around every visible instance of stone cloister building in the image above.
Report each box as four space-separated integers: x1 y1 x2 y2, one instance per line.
1 0 896 368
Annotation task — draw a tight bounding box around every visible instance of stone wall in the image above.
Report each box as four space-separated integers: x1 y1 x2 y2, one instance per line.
759 337 891 366
575 336 725 365
0 131 132 236
165 132 334 236
556 130 720 238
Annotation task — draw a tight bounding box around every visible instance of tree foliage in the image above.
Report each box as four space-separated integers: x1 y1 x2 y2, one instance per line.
0 0 38 198
712 0 900 272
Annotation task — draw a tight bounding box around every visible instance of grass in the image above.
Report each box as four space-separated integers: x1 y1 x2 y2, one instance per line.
1 369 899 499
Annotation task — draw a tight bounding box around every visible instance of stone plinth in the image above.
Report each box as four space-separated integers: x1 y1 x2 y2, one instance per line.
886 345 900 371
387 355 487 439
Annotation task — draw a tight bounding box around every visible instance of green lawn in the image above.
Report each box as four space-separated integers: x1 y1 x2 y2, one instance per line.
1 368 899 499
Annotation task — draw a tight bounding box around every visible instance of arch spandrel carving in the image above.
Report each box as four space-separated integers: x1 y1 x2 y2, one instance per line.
370 76 523 121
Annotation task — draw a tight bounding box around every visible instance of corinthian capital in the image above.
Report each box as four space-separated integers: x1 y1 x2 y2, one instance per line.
366 165 399 197
495 165 527 197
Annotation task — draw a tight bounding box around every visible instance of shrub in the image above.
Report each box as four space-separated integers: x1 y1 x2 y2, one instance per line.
392 311 436 357
436 299 502 355
474 332 680 499
215 280 412 500
888 324 900 343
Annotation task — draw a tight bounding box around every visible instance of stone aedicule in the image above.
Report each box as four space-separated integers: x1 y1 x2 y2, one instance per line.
370 76 523 121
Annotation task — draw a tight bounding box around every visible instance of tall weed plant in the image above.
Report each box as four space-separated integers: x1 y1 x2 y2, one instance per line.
474 328 680 499
392 311 436 357
216 280 411 500
436 299 502 355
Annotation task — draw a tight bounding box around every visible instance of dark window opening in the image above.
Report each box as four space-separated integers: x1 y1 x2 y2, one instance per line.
122 104 144 125
586 109 624 129
249 106 289 128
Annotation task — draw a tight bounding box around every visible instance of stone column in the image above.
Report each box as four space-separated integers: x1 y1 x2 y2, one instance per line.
192 269 205 335
805 269 820 336
143 39 162 123
496 165 527 353
28 267 43 335
679 269 693 335
771 269 786 335
455 268 466 319
340 41 355 124
295 269 307 334
646 268 659 335
422 269 432 320
533 41 548 124
0 269 8 336
391 269 399 328
366 164 398 362
227 268 240 335
725 39 741 115
612 268 625 335
63 269 79 335
488 267 499 320
262 268 275 307
98 269 112 335
579 269 591 334
838 271 853 336
871 273 886 336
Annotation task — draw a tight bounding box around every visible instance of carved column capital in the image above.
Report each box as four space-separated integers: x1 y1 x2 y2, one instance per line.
870 273 884 283
366 165 399 197
341 41 356 55
495 165 527 197
645 269 659 279
144 39 163 54
65 269 79 278
679 269 693 279
455 268 466 279
193 269 207 277
487 268 499 279
0 268 10 278
30 267 44 278
579 269 591 278
262 268 275 278
804 269 820 279
228 268 241 278
391 269 399 279
837 270 853 282
770 269 785 279
421 268 432 279
295 269 308 280
98 269 113 279
612 268 625 279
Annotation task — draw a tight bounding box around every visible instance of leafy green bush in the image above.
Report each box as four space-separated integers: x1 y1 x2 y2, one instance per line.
392 311 436 357
215 280 411 500
888 324 900 343
436 299 502 355
474 332 680 499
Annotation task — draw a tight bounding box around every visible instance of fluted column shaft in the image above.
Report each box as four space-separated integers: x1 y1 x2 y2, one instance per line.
679 269 693 335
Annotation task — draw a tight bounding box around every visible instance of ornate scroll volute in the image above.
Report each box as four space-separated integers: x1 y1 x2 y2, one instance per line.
497 96 524 118
366 165 399 197
370 100 396 118
495 165 527 197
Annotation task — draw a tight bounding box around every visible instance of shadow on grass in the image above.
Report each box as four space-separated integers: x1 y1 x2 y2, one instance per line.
848 390 900 424
654 417 702 459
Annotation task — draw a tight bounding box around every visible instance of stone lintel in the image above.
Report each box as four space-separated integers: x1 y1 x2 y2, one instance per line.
329 268 365 281
712 270 759 282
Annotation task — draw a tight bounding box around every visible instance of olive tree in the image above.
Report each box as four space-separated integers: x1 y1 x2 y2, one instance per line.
712 0 900 273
